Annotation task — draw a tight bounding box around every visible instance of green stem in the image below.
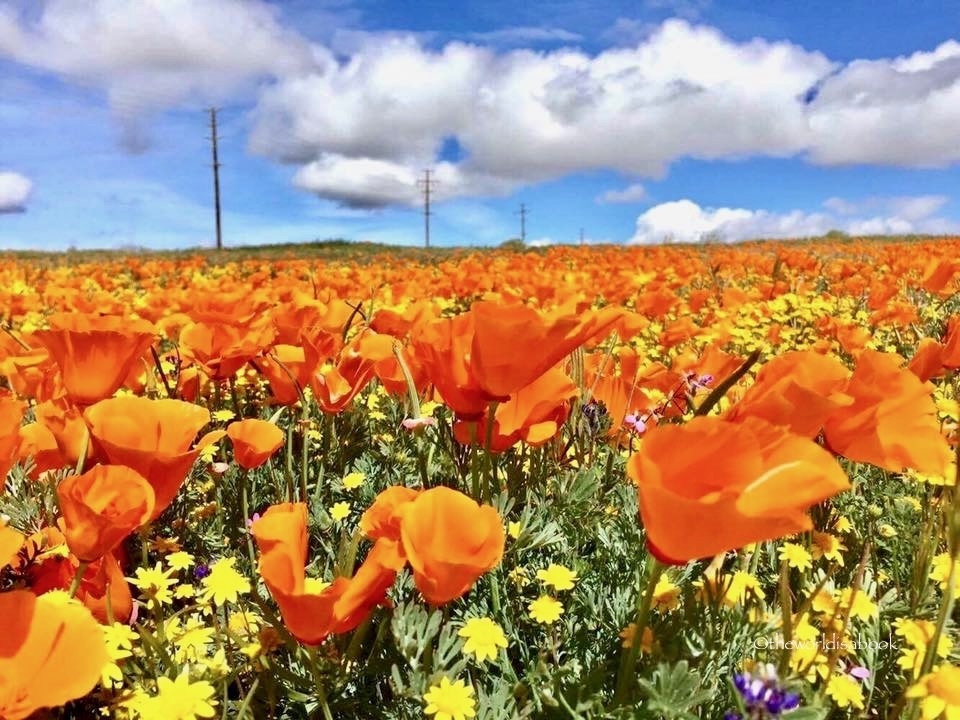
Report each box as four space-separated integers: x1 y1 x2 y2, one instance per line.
68 561 89 598
236 677 260 719
300 403 310 504
613 559 665 705
74 426 89 475
777 556 793 677
150 345 174 398
694 349 761 417
241 469 258 571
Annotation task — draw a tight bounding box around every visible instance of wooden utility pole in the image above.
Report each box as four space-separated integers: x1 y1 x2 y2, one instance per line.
580 228 585 245
417 169 436 247
209 108 223 250
516 203 529 243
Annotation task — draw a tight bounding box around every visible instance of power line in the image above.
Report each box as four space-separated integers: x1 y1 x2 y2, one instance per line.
416 169 437 248
515 203 529 244
208 108 223 250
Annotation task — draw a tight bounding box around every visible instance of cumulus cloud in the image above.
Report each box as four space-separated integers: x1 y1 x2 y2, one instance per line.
292 154 517 209
0 171 32 213
597 183 647 204
249 21 833 206
6 5 960 208
629 196 958 244
0 0 313 120
806 40 960 166
245 21 960 205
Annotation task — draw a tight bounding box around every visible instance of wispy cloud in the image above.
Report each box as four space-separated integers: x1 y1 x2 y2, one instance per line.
466 26 583 45
597 183 647 204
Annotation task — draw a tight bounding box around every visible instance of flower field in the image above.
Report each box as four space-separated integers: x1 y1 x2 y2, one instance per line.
2 237 960 720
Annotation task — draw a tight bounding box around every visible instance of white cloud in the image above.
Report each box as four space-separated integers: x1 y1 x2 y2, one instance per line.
6 6 960 208
249 20 833 206
823 194 948 220
292 154 516 208
629 196 958 244
806 40 960 166
0 0 313 120
0 171 32 212
597 183 647 204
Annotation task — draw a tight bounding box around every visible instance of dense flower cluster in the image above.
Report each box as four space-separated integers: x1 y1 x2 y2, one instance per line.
0 240 958 718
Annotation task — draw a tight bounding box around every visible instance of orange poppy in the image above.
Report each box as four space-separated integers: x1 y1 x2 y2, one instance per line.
399 486 505 604
310 339 377 414
25 526 134 624
251 503 398 645
256 344 319 405
0 590 107 719
627 416 850 564
178 318 276 382
354 332 428 397
84 397 225 520
17 422 67 479
908 318 960 382
34 397 92 470
412 312 488 419
823 350 953 476
33 313 156 405
469 301 619 401
1 524 23 570
227 419 285 470
57 464 155 562
920 258 959 294
726 351 853 437
944 316 960 367
360 486 421 542
1 396 24 480
453 368 578 452
0 347 61 402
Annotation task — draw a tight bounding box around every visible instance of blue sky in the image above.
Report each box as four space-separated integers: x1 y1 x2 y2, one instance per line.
2 0 960 249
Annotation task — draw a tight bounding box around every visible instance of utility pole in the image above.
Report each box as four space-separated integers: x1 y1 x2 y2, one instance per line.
208 108 223 250
579 228 585 245
515 203 529 243
417 169 436 248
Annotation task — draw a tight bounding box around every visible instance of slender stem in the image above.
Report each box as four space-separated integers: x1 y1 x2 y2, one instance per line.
68 561 89 598
300 403 310 504
241 469 258 571
285 423 295 502
777 556 793 677
484 401 499 502
236 677 260 719
150 346 174 398
74 426 89 475
392 342 422 419
694 349 761 417
824 540 871 678
306 647 335 720
613 559 665 705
